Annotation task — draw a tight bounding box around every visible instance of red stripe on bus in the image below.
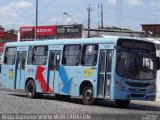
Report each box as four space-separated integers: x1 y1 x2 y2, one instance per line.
35 66 53 93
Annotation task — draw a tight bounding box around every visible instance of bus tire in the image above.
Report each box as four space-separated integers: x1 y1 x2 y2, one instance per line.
115 100 130 107
26 80 36 98
82 85 95 105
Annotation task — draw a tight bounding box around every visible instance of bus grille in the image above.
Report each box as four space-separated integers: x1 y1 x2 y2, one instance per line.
128 88 146 92
130 93 145 98
125 82 150 88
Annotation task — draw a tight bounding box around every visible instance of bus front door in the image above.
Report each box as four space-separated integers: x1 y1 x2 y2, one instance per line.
16 52 27 89
49 51 61 94
98 50 113 98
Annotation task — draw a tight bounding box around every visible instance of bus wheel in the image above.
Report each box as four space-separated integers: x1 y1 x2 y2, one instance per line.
115 100 130 107
82 85 95 105
26 80 36 98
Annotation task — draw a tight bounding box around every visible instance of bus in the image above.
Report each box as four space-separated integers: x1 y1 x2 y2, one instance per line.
0 36 158 107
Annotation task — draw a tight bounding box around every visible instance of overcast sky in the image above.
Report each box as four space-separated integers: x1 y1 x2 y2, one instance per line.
0 0 160 31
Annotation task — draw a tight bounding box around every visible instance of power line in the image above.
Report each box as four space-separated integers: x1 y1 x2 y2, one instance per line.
98 3 104 29
35 0 38 40
87 4 92 38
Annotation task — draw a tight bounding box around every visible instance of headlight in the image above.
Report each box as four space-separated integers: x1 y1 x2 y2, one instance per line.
147 82 156 92
115 81 127 91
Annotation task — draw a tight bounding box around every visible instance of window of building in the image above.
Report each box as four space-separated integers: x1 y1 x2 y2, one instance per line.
4 47 16 65
62 45 81 66
81 44 98 66
32 46 48 65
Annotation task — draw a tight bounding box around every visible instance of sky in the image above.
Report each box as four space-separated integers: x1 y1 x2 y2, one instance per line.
0 0 160 31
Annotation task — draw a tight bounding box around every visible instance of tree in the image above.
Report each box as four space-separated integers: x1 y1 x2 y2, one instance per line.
7 29 17 34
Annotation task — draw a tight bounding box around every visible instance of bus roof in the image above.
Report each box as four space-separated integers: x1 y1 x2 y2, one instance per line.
145 38 160 44
4 35 152 47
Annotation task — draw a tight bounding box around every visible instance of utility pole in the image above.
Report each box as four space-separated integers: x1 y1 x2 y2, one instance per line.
87 4 92 38
101 4 103 29
35 0 38 40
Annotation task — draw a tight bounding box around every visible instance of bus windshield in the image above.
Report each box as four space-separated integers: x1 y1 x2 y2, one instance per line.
116 49 156 80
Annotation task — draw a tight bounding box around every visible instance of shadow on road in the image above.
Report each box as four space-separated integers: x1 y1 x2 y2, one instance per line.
7 93 160 111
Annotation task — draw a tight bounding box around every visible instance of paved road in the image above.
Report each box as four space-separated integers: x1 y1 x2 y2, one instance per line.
0 86 159 120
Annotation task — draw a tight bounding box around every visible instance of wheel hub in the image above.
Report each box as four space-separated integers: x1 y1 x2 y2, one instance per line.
28 84 33 94
85 89 92 101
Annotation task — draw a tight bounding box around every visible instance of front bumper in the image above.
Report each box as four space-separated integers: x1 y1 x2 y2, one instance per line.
113 87 156 101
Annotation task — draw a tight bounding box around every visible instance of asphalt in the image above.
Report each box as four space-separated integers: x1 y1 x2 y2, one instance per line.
0 86 160 120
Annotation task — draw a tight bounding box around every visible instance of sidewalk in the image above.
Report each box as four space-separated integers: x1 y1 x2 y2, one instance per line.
156 94 160 102
156 98 160 102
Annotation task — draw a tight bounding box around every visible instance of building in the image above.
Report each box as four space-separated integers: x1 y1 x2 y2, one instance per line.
56 25 82 39
82 28 145 38
0 26 17 55
142 24 160 38
19 24 83 41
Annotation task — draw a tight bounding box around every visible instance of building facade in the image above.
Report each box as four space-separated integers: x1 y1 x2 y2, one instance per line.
142 24 160 37
19 24 83 41
0 26 17 55
82 28 145 38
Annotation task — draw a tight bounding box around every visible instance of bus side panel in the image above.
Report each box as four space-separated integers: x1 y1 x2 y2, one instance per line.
58 66 98 97
25 65 53 93
58 66 74 95
25 65 42 93
156 70 160 98
1 64 16 89
81 67 98 98
69 66 83 96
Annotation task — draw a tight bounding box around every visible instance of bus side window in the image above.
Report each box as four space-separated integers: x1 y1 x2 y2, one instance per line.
32 47 36 64
81 44 98 66
32 46 48 65
4 47 16 65
27 46 32 65
62 56 66 65
107 50 113 72
49 52 55 70
62 45 81 66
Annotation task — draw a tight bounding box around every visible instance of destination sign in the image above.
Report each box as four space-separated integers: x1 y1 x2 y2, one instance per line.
118 39 155 51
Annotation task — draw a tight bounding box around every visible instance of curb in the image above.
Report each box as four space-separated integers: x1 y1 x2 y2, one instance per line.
156 97 160 102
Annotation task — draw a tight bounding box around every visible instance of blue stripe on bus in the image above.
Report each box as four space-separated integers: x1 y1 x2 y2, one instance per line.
59 66 72 94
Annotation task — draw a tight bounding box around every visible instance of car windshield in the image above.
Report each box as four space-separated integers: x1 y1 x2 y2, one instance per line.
116 49 156 80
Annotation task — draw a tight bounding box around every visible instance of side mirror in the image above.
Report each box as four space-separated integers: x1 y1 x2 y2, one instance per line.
117 52 121 60
156 57 160 70
4 57 7 64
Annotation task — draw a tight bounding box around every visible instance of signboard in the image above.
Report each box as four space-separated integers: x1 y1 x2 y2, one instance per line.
20 25 82 40
20 27 34 36
118 39 155 51
37 26 57 36
57 24 82 39
20 26 57 37
0 43 4 53
0 27 4 38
